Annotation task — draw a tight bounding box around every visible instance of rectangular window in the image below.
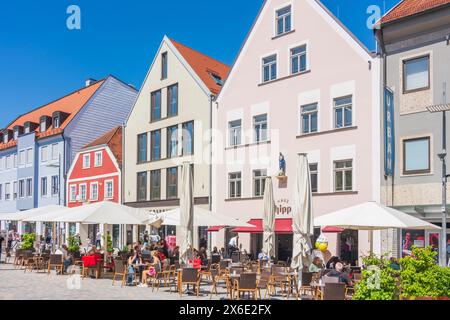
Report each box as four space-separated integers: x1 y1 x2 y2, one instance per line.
291 45 307 74
301 103 318 134
137 172 147 202
167 125 178 158
229 120 242 146
276 5 292 35
334 96 353 129
13 154 17 168
51 175 59 196
167 84 178 117
79 184 87 201
5 183 11 201
19 150 26 166
26 178 32 197
94 151 103 167
151 90 162 121
403 55 430 92
105 180 114 199
137 133 148 163
90 182 99 201
403 137 430 174
13 181 17 200
161 52 168 80
254 114 268 142
228 172 242 198
151 130 161 161
150 170 161 201
253 169 267 197
19 180 25 198
167 167 178 199
41 146 48 162
53 116 60 129
309 163 318 193
262 55 277 82
0 157 4 171
334 160 353 192
52 144 58 160
182 121 194 156
82 154 90 169
40 120 46 133
26 148 33 164
41 177 48 197
69 185 77 202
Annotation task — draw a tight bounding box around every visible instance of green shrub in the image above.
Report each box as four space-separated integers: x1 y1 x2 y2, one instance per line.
67 235 80 253
399 246 450 299
103 233 113 253
21 233 36 250
353 253 399 300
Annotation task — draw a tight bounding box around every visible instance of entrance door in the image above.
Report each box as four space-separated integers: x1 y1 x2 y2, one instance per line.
276 234 293 263
339 230 358 266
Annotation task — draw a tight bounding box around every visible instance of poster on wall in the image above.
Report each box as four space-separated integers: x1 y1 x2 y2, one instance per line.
402 229 425 257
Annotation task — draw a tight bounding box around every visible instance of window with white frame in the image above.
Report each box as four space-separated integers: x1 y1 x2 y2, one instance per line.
52 144 58 160
69 185 77 202
228 172 242 198
79 184 87 201
19 180 25 198
334 96 353 129
105 180 114 199
253 169 267 197
13 154 17 168
51 175 59 196
94 151 103 167
26 148 33 164
309 163 318 193
403 55 430 93
291 45 307 74
5 183 11 200
253 114 268 143
275 5 291 36
41 177 48 196
19 150 26 166
90 182 98 201
403 137 430 175
334 160 353 192
301 103 318 134
82 154 91 169
229 120 242 146
41 146 48 162
40 119 46 132
26 178 32 197
6 155 12 169
262 55 277 83
13 181 17 200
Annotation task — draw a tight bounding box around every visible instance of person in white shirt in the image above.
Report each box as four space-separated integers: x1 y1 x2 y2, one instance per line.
228 235 239 257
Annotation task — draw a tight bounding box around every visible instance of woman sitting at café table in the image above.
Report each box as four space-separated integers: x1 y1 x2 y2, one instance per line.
309 257 323 273
140 250 161 287
327 262 353 286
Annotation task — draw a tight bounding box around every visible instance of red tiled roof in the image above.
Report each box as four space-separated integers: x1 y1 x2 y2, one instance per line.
170 39 230 95
381 0 450 24
0 80 105 151
84 126 123 165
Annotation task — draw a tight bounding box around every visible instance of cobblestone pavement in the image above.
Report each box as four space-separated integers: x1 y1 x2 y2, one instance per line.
0 263 299 301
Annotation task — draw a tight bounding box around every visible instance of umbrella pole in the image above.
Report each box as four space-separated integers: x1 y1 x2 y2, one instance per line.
369 230 374 254
52 222 56 253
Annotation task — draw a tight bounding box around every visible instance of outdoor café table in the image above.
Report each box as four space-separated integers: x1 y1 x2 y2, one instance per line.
310 281 325 300
279 271 299 299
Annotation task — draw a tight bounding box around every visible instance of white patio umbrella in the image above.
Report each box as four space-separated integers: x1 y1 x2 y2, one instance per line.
263 177 276 259
0 205 68 221
291 154 314 270
149 206 255 228
179 162 194 264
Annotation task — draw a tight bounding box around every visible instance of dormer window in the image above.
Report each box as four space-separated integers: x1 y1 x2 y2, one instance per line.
13 126 23 140
24 121 38 134
53 115 60 129
40 117 47 132
210 73 223 86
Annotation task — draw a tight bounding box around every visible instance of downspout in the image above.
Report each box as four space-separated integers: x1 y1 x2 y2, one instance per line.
121 122 126 249
209 94 217 251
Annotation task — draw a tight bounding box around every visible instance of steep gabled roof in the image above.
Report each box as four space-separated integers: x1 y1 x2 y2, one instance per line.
170 39 230 95
381 0 450 24
0 79 105 150
83 126 123 165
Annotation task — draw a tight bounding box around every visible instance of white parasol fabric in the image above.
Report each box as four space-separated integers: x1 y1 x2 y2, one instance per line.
0 205 69 222
263 177 276 259
179 162 194 263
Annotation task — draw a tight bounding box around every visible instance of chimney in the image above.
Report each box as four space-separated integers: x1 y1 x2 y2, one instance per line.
85 78 97 87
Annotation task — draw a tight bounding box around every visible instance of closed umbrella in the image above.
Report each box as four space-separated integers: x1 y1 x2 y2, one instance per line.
179 162 194 264
291 154 314 270
263 177 276 259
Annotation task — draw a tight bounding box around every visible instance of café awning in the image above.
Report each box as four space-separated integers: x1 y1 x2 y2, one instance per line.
231 218 293 234
206 226 225 232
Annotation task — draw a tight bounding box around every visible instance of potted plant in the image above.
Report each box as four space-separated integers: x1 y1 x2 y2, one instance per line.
103 232 114 254
67 235 80 254
20 233 36 251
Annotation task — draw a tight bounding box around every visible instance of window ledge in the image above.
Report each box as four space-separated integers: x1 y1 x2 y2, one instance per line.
313 191 358 197
400 171 433 178
259 70 311 87
225 196 263 202
271 29 295 40
297 126 358 139
225 141 271 150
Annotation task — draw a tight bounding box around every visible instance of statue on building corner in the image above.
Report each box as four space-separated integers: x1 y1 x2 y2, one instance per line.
278 152 286 176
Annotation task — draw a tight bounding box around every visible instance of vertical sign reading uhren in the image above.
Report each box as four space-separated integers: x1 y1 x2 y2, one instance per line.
384 87 395 176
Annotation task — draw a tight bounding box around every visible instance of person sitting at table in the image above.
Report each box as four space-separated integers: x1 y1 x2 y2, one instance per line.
88 245 98 256
199 247 208 266
220 247 226 258
326 256 341 269
170 246 180 264
327 262 353 286
140 250 161 287
309 257 323 273
60 244 73 273
157 239 169 259
258 250 269 261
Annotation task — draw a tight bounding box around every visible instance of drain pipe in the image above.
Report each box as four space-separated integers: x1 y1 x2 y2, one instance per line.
208 94 217 252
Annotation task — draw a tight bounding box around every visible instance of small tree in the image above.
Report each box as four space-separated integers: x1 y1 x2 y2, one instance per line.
67 235 80 253
103 233 114 253
21 233 36 250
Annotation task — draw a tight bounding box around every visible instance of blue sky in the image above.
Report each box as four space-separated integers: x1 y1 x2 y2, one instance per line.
0 0 399 128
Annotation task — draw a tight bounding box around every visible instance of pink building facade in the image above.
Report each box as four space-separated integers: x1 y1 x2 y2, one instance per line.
212 0 381 264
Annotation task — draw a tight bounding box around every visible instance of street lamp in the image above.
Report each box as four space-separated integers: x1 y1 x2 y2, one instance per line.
426 100 450 267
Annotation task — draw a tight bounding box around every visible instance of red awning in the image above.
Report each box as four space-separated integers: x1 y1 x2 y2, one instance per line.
206 226 225 232
231 219 293 234
322 226 345 233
